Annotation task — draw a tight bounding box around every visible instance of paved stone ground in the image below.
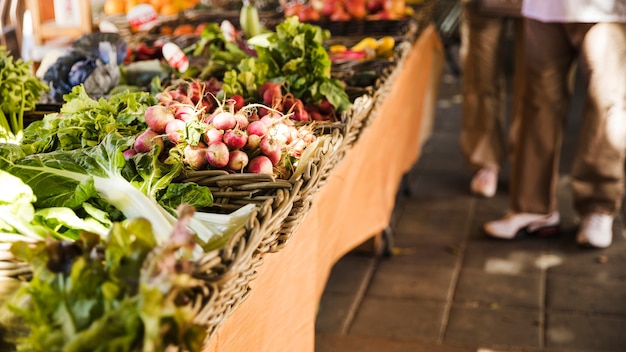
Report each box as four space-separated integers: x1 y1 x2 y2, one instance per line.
315 45 626 352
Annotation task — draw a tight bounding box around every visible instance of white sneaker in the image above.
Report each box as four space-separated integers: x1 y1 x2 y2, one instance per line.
471 167 498 198
484 212 560 239
576 213 613 249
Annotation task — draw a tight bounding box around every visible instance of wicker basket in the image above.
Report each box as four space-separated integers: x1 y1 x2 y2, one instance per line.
0 237 35 283
189 198 279 342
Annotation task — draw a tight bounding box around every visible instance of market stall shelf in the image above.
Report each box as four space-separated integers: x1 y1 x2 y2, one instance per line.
202 23 444 352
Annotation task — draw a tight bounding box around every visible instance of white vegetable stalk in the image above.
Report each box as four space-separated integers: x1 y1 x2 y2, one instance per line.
15 164 176 244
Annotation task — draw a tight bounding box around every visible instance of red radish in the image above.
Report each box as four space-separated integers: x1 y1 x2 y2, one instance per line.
248 112 260 122
246 134 261 149
247 120 268 136
321 0 338 16
310 111 325 121
263 85 283 106
270 123 293 144
212 111 237 130
175 105 197 122
165 119 186 144
230 95 245 111
204 127 224 144
223 129 248 149
206 142 230 168
167 90 182 101
201 99 213 114
144 105 175 133
234 113 249 129
183 143 208 170
188 81 205 104
123 148 137 160
264 146 282 165
156 91 174 105
260 114 279 126
134 129 164 153
258 107 270 118
258 82 279 100
248 155 274 175
260 135 281 155
292 107 309 122
282 93 297 112
173 93 194 105
260 136 282 165
319 98 334 115
288 139 307 158
228 150 249 171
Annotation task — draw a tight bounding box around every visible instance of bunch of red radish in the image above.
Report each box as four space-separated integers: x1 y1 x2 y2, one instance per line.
129 81 318 176
258 81 338 122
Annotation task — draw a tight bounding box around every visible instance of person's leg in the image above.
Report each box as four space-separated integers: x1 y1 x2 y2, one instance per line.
571 22 626 248
507 17 525 162
484 19 575 239
510 19 576 215
459 2 507 196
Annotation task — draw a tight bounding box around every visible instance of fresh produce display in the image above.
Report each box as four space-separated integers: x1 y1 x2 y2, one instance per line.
0 1 418 349
221 16 351 114
0 47 49 144
129 79 319 179
329 35 396 61
103 0 200 16
283 0 412 21
5 206 207 352
182 22 254 80
20 85 157 154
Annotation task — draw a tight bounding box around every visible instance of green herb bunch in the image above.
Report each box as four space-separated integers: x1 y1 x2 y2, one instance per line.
0 46 49 144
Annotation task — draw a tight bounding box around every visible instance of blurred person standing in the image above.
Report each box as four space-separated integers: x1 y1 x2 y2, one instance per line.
484 0 626 248
459 0 525 198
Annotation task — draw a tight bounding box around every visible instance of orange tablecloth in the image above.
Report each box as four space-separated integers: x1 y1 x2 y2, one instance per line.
205 24 444 352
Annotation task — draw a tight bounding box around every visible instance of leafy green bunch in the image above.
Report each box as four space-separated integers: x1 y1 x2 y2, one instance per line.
0 46 49 143
21 85 157 154
220 17 351 112
182 22 252 81
7 206 207 352
255 16 351 112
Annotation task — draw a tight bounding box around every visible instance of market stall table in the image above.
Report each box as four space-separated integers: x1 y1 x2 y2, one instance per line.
204 24 444 352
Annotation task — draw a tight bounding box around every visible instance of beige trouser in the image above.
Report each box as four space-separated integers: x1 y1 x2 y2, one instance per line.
510 20 626 216
459 2 525 172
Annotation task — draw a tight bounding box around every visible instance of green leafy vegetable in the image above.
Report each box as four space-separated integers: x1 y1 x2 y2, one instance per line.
183 23 251 81
3 132 251 252
221 57 269 99
6 207 207 352
0 169 107 242
20 85 157 154
5 133 178 244
0 46 49 144
253 17 351 112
